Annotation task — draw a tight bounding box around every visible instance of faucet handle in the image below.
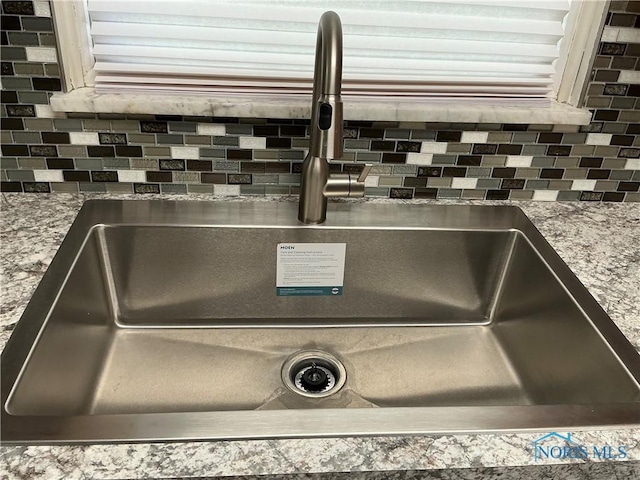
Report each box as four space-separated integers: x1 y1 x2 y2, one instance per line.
357 164 373 183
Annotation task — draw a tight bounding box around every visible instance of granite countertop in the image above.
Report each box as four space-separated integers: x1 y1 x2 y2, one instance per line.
0 193 638 480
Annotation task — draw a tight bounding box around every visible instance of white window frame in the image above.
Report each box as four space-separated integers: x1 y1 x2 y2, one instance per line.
50 0 609 124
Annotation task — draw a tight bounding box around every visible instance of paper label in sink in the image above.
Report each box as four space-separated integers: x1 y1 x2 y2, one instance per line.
276 243 346 296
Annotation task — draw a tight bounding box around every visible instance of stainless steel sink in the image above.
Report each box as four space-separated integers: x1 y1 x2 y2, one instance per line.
2 200 639 443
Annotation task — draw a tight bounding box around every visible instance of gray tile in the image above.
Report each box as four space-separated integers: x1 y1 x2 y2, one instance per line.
201 148 226 158
161 184 188 194
51 183 79 193
173 171 200 183
526 180 550 189
252 174 279 184
103 158 130 169
410 130 436 140
12 131 41 143
111 120 142 132
476 179 502 189
82 119 112 131
344 139 370 150
7 31 40 45
213 161 239 172
53 119 84 131
187 184 215 194
57 145 86 157
278 150 305 160
467 167 492 177
510 190 534 200
39 33 57 47
265 185 291 195
392 165 418 175
1 77 32 89
79 182 107 192
609 170 633 180
364 187 390 197
461 189 485 199
438 188 463 198
75 158 104 170
0 158 19 169
1 46 27 61
128 133 156 144
278 174 301 185
17 158 46 169
23 118 53 130
512 132 539 143
240 185 266 195
521 145 548 155
385 129 411 139
130 159 158 170
225 124 253 135
13 62 44 76
212 136 239 146
143 146 171 157
169 122 196 133
6 170 35 181
431 155 457 165
106 183 134 193
562 133 588 144
157 134 184 144
17 91 50 104
558 190 581 201
370 165 393 175
603 158 628 169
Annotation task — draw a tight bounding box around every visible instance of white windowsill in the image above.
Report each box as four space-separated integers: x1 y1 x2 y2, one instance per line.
50 88 592 125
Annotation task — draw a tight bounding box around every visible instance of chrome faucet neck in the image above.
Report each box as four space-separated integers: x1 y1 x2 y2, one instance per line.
309 11 343 160
298 11 371 225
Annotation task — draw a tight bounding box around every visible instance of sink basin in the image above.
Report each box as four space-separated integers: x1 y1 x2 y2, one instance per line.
2 200 639 443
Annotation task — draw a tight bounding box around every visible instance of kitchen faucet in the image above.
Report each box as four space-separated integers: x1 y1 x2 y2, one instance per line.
298 11 372 224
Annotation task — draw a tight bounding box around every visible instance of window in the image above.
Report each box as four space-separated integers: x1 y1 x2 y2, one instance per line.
52 0 608 120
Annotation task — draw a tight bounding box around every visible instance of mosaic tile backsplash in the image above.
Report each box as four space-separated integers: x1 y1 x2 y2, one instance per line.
1 0 640 201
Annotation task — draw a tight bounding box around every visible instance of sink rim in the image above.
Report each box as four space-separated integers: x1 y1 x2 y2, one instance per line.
2 199 639 444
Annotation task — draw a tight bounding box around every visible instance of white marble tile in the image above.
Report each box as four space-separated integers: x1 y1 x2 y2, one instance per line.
197 124 225 136
25 47 57 63
571 180 597 191
170 147 199 159
625 159 640 170
50 88 593 125
239 137 267 149
214 185 240 196
33 170 63 182
420 142 447 154
506 155 533 167
619 70 640 84
364 175 379 187
406 153 433 165
116 170 146 183
33 1 51 17
617 28 640 43
533 190 559 201
451 178 478 189
586 133 612 145
600 27 619 42
69 132 100 145
35 105 65 118
460 132 489 144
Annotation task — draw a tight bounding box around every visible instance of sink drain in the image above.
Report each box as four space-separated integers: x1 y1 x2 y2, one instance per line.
282 350 346 398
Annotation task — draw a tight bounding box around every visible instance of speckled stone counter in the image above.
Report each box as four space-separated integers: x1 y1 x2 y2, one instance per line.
1 193 639 480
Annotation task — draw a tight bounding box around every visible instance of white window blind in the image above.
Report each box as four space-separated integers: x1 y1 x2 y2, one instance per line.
87 0 572 101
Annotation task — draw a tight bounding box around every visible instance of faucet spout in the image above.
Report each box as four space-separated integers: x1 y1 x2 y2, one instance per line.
298 11 371 224
309 11 343 160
